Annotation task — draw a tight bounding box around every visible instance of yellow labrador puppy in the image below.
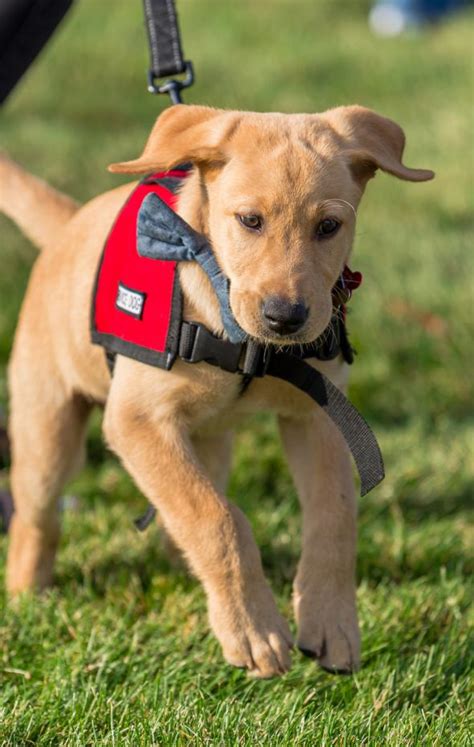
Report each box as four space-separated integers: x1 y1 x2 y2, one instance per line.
0 105 433 677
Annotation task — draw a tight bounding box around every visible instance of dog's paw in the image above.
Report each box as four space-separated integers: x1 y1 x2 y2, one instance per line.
209 586 293 678
296 594 360 674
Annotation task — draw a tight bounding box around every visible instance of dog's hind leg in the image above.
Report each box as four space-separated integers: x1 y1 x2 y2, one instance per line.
6 352 91 594
279 411 360 674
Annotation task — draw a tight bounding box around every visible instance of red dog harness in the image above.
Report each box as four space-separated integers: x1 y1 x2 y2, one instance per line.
92 169 189 370
91 170 384 500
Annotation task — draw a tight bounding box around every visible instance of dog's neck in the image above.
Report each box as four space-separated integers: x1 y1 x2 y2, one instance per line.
175 169 226 337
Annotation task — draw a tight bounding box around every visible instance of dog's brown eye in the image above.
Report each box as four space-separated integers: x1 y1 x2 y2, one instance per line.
316 218 341 239
237 214 263 231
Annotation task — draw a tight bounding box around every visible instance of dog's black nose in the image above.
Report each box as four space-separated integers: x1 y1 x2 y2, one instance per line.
262 296 309 335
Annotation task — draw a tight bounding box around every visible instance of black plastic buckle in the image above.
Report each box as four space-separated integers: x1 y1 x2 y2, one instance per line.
147 61 195 104
240 340 271 378
180 322 243 373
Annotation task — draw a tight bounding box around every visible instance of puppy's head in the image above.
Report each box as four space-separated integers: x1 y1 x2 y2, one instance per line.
110 105 433 344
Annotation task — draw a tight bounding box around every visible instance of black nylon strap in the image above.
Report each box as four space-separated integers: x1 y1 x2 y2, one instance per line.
177 318 352 375
265 353 385 496
0 0 73 105
143 0 186 79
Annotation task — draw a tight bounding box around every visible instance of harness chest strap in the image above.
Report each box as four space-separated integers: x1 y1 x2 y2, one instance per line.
177 323 385 497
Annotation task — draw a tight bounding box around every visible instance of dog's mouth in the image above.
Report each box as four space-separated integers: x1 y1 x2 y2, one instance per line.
251 327 310 347
230 297 312 347
236 298 343 348
232 312 331 349
239 317 335 349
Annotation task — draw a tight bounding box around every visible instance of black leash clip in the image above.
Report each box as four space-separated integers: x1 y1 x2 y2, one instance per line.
147 60 194 104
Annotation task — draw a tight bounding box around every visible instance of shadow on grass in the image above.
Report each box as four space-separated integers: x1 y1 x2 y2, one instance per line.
396 484 474 520
56 533 195 598
52 515 472 603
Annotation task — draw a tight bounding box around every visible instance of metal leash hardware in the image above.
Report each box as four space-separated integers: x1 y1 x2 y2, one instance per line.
143 0 195 104
147 61 194 104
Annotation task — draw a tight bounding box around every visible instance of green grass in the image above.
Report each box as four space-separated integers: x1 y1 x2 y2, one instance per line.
0 0 473 743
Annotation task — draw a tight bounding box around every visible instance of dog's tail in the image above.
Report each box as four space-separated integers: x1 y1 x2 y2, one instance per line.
0 154 80 251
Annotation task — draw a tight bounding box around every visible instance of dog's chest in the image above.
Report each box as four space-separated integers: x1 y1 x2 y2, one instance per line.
192 356 348 436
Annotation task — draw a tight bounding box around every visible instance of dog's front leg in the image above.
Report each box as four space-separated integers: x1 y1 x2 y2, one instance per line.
104 380 292 678
279 411 360 673
155 431 234 565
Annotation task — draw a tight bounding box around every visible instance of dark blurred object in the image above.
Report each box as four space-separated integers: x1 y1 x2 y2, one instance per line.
0 424 9 469
0 402 9 464
0 490 13 533
0 0 74 105
370 0 470 35
0 417 12 533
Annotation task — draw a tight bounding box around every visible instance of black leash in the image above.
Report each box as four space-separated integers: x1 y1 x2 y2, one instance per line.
0 0 193 106
143 0 194 104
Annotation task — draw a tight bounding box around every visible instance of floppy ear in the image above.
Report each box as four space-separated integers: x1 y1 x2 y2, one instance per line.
323 105 434 184
109 104 241 174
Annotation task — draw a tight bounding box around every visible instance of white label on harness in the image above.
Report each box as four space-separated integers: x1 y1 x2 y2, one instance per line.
116 283 146 319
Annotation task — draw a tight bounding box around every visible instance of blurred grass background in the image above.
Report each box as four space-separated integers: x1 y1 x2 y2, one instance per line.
0 0 472 744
